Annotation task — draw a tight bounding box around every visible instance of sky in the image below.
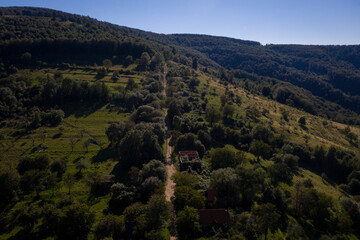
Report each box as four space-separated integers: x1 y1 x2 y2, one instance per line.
1 0 360 45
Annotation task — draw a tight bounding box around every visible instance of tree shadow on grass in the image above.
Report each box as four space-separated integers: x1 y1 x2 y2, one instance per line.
111 161 131 185
91 146 116 163
62 101 107 118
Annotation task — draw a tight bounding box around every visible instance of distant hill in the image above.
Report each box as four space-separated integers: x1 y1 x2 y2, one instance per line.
1 6 360 123
2 7 360 240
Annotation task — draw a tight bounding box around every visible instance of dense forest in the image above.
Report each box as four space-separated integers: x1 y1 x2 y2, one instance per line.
1 6 360 240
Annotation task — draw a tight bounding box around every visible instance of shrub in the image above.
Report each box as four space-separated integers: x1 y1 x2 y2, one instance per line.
210 147 242 169
176 206 201 240
94 215 125 240
174 186 205 211
50 158 67 178
140 160 167 182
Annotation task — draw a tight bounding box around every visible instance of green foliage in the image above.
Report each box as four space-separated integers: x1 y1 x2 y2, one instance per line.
150 53 164 71
16 204 42 230
138 52 151 71
210 147 243 169
173 172 199 187
75 158 89 173
236 166 265 209
175 133 205 157
206 105 222 125
252 203 281 238
94 215 125 240
63 172 75 195
44 201 95 240
140 159 167 182
102 59 112 71
118 129 164 167
251 124 273 143
192 57 198 70
293 186 335 231
50 158 67 178
125 78 138 91
2 7 360 240
223 102 235 119
0 166 20 208
174 186 205 211
176 206 201 240
131 105 163 123
17 155 50 175
109 183 135 214
268 162 294 185
210 168 238 196
140 176 162 200
249 140 272 160
299 116 306 125
145 194 170 228
124 202 146 223
167 98 182 123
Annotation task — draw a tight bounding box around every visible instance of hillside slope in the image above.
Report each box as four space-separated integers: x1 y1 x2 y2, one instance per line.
1 7 360 124
1 7 360 240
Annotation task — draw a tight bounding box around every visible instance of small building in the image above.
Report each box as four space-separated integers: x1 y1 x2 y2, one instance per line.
179 150 202 171
198 209 231 227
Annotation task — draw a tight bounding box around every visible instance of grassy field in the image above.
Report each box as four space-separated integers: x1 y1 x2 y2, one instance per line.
0 65 142 239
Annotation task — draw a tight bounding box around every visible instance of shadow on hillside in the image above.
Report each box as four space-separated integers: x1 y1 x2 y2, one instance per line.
92 146 116 163
111 161 131 184
62 101 106 118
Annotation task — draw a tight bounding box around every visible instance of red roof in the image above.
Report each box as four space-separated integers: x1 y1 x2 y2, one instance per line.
198 209 231 226
179 151 199 158
206 189 218 202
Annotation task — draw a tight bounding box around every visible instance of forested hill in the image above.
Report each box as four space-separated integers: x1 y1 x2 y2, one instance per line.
3 6 360 240
1 6 360 123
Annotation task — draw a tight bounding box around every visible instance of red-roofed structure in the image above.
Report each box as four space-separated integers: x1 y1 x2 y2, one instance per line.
179 151 200 159
179 150 202 171
198 209 231 227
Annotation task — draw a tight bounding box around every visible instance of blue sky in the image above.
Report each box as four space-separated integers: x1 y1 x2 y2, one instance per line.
1 0 359 45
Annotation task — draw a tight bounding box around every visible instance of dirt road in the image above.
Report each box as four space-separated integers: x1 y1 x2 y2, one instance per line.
163 65 177 240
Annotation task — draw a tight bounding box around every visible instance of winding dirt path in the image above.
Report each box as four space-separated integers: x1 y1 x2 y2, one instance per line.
165 128 176 202
163 65 177 240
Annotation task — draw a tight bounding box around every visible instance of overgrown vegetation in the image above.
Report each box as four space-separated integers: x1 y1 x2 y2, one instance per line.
1 6 360 240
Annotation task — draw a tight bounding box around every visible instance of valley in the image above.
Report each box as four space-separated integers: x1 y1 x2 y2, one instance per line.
0 6 360 240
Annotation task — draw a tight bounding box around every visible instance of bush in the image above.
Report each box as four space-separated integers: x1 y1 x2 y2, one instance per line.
94 215 125 240
174 186 205 211
46 202 95 240
176 206 201 240
50 158 67 178
175 133 205 157
18 155 50 175
172 172 199 187
140 160 167 182
268 163 293 185
298 116 306 125
108 183 135 214
141 176 162 199
249 140 272 160
210 147 242 169
41 109 65 126
0 167 20 208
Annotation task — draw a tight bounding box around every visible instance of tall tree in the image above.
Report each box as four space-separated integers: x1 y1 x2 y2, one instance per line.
103 59 112 71
192 57 198 70
176 206 201 240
